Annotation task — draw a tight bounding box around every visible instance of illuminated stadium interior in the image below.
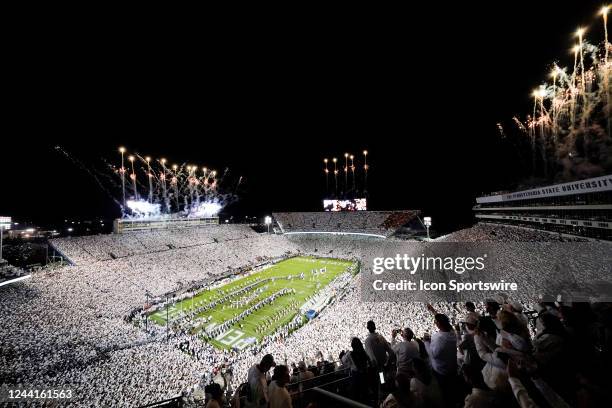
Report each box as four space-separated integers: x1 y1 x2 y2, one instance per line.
1 3 612 408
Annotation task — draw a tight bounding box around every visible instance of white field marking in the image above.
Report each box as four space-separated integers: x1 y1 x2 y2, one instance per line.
216 329 245 346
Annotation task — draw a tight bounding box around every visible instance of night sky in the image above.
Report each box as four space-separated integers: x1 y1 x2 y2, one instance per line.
2 1 608 233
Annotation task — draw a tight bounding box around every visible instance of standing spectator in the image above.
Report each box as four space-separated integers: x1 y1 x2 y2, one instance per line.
268 365 292 408
246 354 275 407
297 361 314 382
485 300 502 332
474 321 510 395
458 312 484 371
424 314 457 407
504 301 529 328
341 337 372 404
365 320 395 371
294 361 314 394
533 312 572 397
391 327 419 375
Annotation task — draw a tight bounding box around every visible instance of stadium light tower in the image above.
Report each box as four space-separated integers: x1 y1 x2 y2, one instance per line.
424 216 432 240
265 216 272 234
119 147 126 211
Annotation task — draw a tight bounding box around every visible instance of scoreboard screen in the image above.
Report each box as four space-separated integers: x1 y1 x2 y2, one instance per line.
323 199 367 212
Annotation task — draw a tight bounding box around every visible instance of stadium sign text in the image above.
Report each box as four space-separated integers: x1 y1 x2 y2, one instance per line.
476 174 612 204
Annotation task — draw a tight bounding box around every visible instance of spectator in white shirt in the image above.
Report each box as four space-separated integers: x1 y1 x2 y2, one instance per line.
364 320 395 371
462 362 500 408
268 365 292 408
458 312 484 370
410 358 444 408
391 327 419 375
424 314 457 377
485 300 502 332
246 354 275 407
424 313 457 407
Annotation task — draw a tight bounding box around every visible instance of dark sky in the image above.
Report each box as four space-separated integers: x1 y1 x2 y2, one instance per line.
2 1 608 232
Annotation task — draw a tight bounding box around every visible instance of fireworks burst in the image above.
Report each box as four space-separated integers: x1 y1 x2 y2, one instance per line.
113 149 239 219
505 5 612 181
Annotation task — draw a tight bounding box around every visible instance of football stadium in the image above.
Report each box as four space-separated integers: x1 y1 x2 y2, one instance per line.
1 4 612 408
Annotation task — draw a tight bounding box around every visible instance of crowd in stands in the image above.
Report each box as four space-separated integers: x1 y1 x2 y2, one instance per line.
437 223 590 242
1 223 610 407
273 211 418 237
50 224 260 265
226 298 611 408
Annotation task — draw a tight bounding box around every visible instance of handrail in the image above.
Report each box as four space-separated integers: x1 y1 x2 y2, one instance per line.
137 395 182 408
289 366 350 387
289 374 352 397
310 387 373 408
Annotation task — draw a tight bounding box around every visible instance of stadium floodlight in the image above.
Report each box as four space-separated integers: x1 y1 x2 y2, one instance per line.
265 216 272 234
424 216 432 240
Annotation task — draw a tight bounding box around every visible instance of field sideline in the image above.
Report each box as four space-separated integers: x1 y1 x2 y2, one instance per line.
149 256 356 350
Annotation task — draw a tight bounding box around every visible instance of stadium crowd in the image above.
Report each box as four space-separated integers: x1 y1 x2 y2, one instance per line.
273 211 418 237
0 223 610 407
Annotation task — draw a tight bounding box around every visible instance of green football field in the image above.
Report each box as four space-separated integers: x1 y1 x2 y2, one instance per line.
148 256 356 350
